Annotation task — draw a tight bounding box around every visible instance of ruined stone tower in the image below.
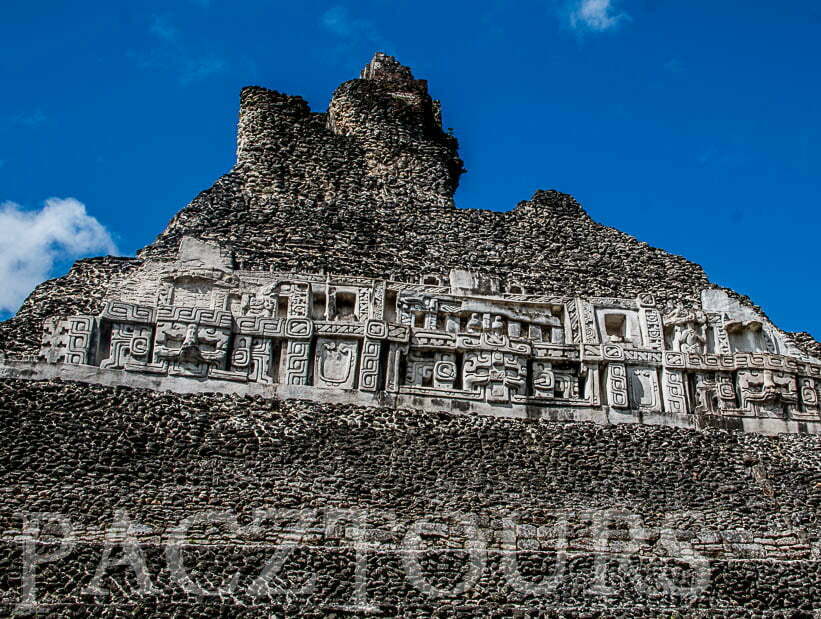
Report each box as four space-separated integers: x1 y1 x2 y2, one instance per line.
0 54 819 615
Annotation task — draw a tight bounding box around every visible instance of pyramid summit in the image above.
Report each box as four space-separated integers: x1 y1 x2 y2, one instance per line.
0 54 819 615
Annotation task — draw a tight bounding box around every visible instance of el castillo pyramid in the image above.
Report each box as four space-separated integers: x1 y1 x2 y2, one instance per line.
0 53 818 615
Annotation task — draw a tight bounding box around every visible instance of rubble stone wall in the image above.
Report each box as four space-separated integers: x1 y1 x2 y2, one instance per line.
0 378 818 614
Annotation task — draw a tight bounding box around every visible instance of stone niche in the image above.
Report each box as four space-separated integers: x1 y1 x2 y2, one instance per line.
20 238 821 435
596 307 642 347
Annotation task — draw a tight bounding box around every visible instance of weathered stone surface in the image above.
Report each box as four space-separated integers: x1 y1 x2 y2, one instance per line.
0 53 819 615
0 378 819 614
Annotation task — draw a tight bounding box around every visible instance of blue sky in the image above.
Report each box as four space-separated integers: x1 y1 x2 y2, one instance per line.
1 0 819 338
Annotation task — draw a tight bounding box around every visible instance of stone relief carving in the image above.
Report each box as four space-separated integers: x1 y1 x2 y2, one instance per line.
692 372 718 414
664 305 707 354
627 366 661 412
241 283 278 318
28 240 821 431
157 280 174 306
662 368 688 414
463 350 526 403
606 363 629 409
287 283 310 319
100 323 153 370
532 361 555 399
737 369 798 418
359 339 383 392
315 339 358 389
285 340 311 385
554 367 580 400
40 316 95 365
579 299 599 345
796 377 819 420
433 355 457 389
715 372 738 411
371 281 386 321
706 313 732 355
153 321 231 378
249 338 277 384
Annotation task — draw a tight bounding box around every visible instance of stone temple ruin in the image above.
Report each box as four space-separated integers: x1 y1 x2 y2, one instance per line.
21 235 821 435
0 53 819 615
2 53 818 436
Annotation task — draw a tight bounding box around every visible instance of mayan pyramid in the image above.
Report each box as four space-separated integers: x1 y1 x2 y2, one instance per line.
0 53 818 615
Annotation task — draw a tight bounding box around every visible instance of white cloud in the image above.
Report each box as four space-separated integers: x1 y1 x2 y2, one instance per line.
0 198 118 314
568 0 628 32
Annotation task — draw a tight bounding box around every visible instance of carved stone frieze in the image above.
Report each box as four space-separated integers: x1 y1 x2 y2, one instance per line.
795 376 820 420
463 350 526 403
628 366 662 413
531 361 555 399
29 251 821 432
664 305 707 355
100 323 153 370
101 301 156 324
737 369 798 418
662 368 688 414
241 283 278 318
284 340 311 385
315 339 359 389
359 339 383 392
606 363 629 409
235 316 284 337
40 316 96 365
153 321 231 378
